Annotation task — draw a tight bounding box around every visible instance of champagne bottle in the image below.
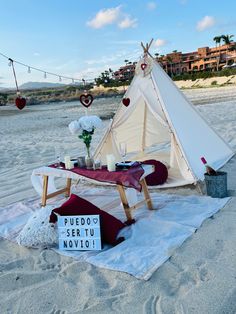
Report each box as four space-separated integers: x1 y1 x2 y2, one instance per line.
201 157 217 175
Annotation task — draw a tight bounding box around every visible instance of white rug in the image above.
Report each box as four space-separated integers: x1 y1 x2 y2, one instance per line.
0 190 230 280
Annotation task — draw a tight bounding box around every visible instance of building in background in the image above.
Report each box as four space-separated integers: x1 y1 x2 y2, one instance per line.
113 42 236 81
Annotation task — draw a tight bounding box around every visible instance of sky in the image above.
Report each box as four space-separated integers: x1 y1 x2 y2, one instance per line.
0 0 235 88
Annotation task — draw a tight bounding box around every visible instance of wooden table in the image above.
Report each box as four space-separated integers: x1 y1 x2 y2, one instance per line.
31 164 154 222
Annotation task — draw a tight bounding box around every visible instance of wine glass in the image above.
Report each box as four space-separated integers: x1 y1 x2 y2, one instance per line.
119 142 127 163
54 146 63 168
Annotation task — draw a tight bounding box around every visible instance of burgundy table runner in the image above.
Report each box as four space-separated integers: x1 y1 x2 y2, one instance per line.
49 163 145 192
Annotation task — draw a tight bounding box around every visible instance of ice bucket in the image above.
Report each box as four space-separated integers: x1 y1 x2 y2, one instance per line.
204 171 227 198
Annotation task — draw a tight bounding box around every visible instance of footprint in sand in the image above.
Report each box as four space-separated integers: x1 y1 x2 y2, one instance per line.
205 239 224 260
143 295 160 314
195 260 211 282
164 269 198 297
0 257 35 273
50 305 68 314
199 266 210 282
0 271 55 292
35 249 61 271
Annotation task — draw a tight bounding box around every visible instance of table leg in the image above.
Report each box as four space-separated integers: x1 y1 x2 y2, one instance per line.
117 184 133 221
42 175 49 207
140 178 153 210
65 178 72 197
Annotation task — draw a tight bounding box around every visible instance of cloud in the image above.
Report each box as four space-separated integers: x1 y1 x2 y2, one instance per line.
85 49 139 66
118 16 137 29
87 6 121 29
87 6 137 29
85 51 129 65
154 39 167 47
33 52 40 56
196 16 216 31
147 2 157 10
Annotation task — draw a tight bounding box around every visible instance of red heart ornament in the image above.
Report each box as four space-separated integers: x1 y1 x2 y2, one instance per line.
79 94 94 108
122 98 130 107
141 63 147 71
15 97 26 110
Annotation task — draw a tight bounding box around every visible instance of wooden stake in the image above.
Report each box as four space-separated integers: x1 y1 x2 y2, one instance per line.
141 39 154 55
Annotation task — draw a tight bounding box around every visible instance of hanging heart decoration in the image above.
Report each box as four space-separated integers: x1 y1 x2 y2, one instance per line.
79 93 94 108
122 98 130 107
141 63 147 71
15 97 26 110
8 58 26 110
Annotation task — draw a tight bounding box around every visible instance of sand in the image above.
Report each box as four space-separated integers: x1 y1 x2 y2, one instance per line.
0 86 236 313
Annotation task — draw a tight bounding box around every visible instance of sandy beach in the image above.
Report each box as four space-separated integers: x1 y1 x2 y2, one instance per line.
0 86 236 313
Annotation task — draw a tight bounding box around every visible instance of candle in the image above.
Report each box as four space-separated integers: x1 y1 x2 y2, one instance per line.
68 161 74 169
64 156 71 169
106 154 116 172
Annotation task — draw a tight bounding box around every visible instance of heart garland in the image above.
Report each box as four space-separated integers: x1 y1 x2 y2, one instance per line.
141 63 147 71
9 58 27 110
15 96 26 110
122 98 130 107
79 93 94 108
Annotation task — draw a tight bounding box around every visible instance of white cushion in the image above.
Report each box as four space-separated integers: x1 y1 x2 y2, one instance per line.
17 206 58 248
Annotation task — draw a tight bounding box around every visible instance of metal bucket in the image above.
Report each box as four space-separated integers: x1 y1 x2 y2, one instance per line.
204 171 228 198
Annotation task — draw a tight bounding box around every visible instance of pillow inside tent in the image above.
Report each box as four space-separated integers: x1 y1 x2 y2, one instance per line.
142 160 168 186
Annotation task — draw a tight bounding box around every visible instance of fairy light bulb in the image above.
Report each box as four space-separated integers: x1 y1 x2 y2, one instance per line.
28 67 31 73
72 79 74 84
44 72 47 79
59 76 62 82
8 60 13 66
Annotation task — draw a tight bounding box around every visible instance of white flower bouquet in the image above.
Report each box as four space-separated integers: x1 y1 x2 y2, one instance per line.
69 115 102 157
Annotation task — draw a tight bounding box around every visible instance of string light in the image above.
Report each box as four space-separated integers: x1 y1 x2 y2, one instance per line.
0 51 94 84
8 58 13 66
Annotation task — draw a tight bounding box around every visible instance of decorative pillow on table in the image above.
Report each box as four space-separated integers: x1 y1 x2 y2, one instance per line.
142 159 168 185
17 206 58 248
50 194 126 246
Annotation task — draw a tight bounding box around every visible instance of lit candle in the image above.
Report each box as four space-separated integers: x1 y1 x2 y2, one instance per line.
106 154 116 172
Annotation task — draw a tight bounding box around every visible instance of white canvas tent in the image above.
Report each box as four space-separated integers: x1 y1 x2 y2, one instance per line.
94 54 234 188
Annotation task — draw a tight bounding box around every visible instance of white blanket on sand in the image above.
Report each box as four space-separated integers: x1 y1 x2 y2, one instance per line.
0 190 230 280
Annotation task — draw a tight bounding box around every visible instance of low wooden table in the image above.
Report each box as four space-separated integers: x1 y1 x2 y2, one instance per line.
31 164 154 222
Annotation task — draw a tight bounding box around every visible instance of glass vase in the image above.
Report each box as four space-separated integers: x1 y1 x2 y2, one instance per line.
85 155 94 170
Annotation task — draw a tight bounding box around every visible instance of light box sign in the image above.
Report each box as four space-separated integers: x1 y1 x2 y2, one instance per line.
58 215 102 251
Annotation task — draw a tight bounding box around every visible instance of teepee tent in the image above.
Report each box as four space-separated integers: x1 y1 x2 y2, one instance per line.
94 45 234 188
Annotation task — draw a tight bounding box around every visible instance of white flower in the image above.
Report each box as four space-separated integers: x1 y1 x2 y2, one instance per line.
68 120 81 135
78 115 102 132
69 115 102 136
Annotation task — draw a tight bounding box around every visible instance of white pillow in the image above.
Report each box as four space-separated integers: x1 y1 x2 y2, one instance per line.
17 206 58 248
